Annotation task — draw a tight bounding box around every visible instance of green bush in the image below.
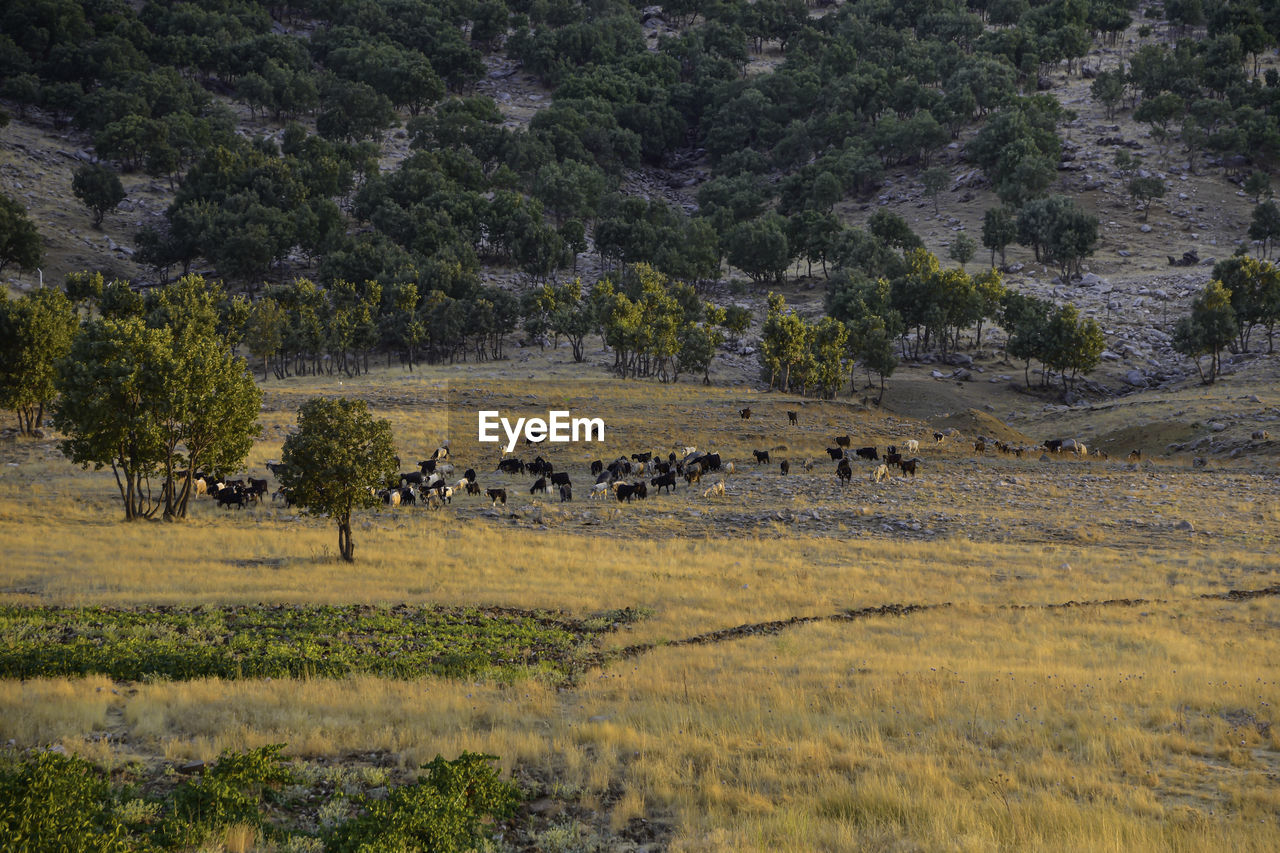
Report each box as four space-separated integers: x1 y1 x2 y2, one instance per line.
326 753 519 853
0 751 133 852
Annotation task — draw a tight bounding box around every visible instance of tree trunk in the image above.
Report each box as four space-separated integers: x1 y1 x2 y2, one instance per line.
338 513 354 562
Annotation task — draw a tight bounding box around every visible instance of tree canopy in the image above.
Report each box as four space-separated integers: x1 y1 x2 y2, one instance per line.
279 397 397 562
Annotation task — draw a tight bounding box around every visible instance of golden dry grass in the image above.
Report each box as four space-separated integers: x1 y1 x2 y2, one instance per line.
2 370 1280 851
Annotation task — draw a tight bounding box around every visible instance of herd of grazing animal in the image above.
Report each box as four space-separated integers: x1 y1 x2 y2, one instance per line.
186 407 1137 520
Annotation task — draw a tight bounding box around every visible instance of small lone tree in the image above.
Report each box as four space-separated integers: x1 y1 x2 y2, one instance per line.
1244 171 1272 204
1090 70 1125 119
1249 200 1280 259
921 166 948 215
1173 280 1238 383
0 192 42 276
982 207 1016 267
1129 175 1166 221
280 398 397 562
948 233 976 271
72 164 126 227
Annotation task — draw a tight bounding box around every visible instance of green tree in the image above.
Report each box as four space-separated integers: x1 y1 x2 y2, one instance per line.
0 192 42 276
0 287 77 435
993 136 1058 206
1245 171 1273 204
949 233 976 271
1016 196 1098 279
1249 200 1280 258
726 215 790 285
1212 256 1280 352
921 166 948 215
63 270 105 315
54 317 172 521
676 321 721 385
982 206 1017 267
759 291 808 390
867 210 922 253
244 296 286 379
1041 304 1104 389
1090 70 1126 119
1134 93 1183 158
279 397 397 562
55 276 260 521
1001 290 1053 387
71 163 126 227
809 315 849 399
857 312 898 402
971 268 1008 351
1128 175 1166 221
1173 280 1238 382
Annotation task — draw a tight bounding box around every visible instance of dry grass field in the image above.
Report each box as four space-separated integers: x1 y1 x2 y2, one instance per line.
3 362 1280 851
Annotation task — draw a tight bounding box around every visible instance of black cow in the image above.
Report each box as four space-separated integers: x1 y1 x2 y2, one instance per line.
498 458 525 475
835 435 851 448
591 460 604 476
559 483 572 502
753 450 770 464
1044 439 1064 453
616 483 641 502
886 452 903 468
530 477 547 494
855 446 879 461
486 488 507 506
900 458 919 477
401 471 424 486
826 447 845 461
215 484 246 508
418 459 436 475
787 411 797 425
650 472 677 494
837 458 852 485
550 472 571 488
247 478 268 499
779 460 789 475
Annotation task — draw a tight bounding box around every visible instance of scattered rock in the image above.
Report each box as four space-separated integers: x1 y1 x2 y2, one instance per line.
1175 520 1194 531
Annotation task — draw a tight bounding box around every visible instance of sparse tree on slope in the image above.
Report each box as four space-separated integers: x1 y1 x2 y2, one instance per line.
1173 280 1238 383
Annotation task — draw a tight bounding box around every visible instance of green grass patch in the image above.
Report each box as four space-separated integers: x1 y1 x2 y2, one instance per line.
0 604 643 683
